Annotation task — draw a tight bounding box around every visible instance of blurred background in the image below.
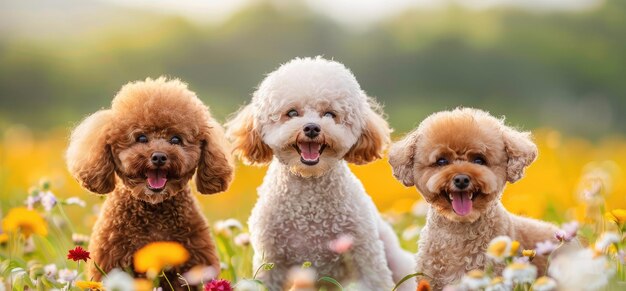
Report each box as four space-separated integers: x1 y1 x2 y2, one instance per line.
1 0 625 233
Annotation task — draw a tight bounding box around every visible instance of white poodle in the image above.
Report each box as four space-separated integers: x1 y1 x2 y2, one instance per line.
226 57 416 291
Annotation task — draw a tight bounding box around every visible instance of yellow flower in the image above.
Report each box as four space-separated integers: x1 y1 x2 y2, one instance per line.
606 209 626 225
2 207 47 238
490 276 504 285
486 236 512 261
510 240 520 256
522 249 536 259
75 280 104 290
134 241 189 277
134 279 154 291
0 233 8 245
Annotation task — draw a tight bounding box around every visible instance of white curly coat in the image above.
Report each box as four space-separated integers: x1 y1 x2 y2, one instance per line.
226 57 416 291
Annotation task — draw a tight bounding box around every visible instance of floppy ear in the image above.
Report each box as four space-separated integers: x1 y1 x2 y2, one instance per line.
196 118 235 194
502 126 538 183
388 130 419 187
344 104 392 165
66 110 116 194
225 104 273 165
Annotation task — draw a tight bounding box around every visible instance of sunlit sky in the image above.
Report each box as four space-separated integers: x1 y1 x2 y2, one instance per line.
102 0 602 26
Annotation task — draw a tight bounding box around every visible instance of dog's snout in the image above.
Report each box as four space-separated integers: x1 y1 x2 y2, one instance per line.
151 152 168 166
303 123 321 138
453 174 470 189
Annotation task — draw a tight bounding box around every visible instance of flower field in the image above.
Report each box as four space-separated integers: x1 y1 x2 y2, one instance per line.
1 126 626 290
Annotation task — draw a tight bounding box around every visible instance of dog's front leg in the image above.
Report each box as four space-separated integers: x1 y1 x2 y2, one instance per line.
349 240 395 290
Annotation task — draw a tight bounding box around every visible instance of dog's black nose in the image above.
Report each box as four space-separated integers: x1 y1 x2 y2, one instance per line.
303 123 321 138
151 152 168 166
453 174 470 189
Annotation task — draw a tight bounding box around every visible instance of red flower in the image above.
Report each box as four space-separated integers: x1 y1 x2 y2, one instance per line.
204 279 232 291
67 246 90 262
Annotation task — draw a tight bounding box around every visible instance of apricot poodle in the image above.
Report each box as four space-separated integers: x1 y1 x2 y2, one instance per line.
66 77 233 289
226 57 416 291
388 108 559 289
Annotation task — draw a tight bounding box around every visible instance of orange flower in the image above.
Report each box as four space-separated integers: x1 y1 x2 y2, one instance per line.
417 279 431 291
134 241 189 277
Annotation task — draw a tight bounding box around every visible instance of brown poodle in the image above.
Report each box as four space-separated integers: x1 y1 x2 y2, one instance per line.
388 108 559 289
66 77 234 289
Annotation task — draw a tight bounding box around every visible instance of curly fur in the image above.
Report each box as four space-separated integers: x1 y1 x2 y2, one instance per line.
389 107 558 289
66 77 234 290
226 57 415 291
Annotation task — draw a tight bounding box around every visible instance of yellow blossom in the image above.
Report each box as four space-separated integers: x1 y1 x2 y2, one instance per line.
2 207 48 238
486 236 512 261
510 240 520 256
0 233 8 245
606 209 626 225
522 249 536 259
490 276 504 285
467 269 486 278
134 241 189 277
75 280 104 290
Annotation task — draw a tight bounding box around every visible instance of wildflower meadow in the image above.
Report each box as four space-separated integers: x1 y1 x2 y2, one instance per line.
2 0 626 290
0 128 625 290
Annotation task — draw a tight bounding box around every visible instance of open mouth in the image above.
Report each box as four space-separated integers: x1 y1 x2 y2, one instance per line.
293 142 327 166
443 191 480 216
146 169 168 192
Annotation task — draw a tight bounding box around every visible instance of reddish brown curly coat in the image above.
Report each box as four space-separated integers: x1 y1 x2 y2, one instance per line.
66 77 234 289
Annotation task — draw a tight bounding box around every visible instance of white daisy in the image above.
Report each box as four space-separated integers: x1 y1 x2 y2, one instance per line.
485 276 509 291
549 248 615 291
461 270 490 290
236 279 263 291
503 262 537 285
532 276 557 291
44 264 57 279
234 233 251 247
71 233 90 245
65 197 86 207
594 232 620 253
215 218 243 236
103 269 134 291
57 268 78 283
182 265 217 285
486 236 512 262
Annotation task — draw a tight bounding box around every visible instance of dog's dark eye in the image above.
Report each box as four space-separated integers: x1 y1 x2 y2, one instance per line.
323 111 336 118
436 158 449 166
473 157 486 165
287 109 299 118
170 136 182 145
136 134 148 143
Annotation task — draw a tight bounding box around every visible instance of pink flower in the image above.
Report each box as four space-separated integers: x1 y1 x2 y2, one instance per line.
328 234 354 254
204 279 232 291
554 230 567 242
535 240 558 256
556 221 578 242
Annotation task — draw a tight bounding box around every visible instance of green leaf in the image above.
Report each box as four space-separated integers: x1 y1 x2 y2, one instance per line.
94 261 108 278
392 272 428 291
318 276 344 291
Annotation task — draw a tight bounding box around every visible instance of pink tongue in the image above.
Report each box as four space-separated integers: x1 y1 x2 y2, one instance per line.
147 170 167 189
451 192 472 216
299 142 321 161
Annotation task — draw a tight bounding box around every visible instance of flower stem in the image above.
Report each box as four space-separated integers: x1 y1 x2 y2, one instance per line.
162 270 175 291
